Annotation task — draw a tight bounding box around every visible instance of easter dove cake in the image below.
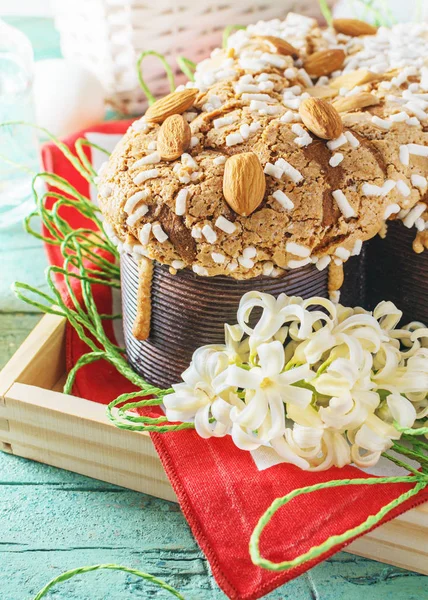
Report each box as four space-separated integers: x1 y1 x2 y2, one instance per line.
97 12 428 386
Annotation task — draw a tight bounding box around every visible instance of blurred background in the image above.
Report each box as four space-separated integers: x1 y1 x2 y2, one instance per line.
3 0 427 118
0 0 427 229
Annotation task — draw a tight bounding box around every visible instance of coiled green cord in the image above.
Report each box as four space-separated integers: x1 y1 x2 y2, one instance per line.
32 564 185 600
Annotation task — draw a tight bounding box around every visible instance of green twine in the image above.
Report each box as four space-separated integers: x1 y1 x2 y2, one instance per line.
0 122 98 184
318 0 333 25
32 564 184 600
13 281 64 317
249 474 428 571
75 137 110 178
136 51 176 105
107 391 196 433
177 56 197 82
395 423 428 436
222 24 246 49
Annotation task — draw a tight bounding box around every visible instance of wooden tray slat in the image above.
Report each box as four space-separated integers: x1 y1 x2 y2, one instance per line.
0 314 426 574
0 314 66 402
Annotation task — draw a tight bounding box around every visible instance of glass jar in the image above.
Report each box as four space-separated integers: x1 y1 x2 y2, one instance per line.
0 19 40 229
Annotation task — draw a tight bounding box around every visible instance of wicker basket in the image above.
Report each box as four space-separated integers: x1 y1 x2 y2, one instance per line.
51 0 332 115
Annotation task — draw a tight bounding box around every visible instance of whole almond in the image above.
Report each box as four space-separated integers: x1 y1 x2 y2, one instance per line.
299 97 343 140
333 18 377 37
304 49 346 77
223 153 266 217
145 89 198 124
255 35 299 57
332 92 380 113
329 69 378 90
157 114 191 160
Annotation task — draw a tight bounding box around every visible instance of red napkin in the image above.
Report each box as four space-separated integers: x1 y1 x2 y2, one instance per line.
41 123 428 600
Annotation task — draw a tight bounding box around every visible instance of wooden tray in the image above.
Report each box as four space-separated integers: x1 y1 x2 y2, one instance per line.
0 314 427 575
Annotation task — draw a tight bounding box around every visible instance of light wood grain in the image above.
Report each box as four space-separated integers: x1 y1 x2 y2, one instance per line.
0 313 66 402
0 313 427 577
347 536 428 576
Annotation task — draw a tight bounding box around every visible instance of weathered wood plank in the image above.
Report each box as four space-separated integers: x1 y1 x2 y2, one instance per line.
0 222 49 314
0 313 42 369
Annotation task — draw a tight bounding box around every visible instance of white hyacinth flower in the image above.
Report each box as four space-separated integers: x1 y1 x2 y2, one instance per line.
164 347 230 425
226 340 315 444
166 290 428 470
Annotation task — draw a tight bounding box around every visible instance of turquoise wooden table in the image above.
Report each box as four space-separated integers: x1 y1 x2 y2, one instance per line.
0 16 427 600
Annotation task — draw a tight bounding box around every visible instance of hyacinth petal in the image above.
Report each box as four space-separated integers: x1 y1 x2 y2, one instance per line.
164 407 196 422
303 327 336 364
287 403 323 428
387 394 417 428
211 397 233 424
281 386 313 409
266 391 286 440
194 405 229 439
225 323 244 344
374 300 402 331
292 424 324 448
231 423 262 451
302 296 337 319
225 364 262 389
351 445 382 468
336 333 364 367
354 424 393 453
283 362 314 383
332 432 352 468
232 390 268 430
313 373 351 397
257 341 285 375
164 384 208 412
285 429 322 459
271 436 310 470
237 292 280 339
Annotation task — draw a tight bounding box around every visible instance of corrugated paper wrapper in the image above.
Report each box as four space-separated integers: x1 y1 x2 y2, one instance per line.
367 220 428 325
121 251 367 388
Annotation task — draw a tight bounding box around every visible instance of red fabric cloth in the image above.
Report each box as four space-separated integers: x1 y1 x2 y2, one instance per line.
42 122 428 600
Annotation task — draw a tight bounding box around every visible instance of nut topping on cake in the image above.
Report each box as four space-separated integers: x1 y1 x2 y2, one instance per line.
306 86 339 100
223 153 266 217
303 49 346 77
255 36 299 58
157 114 191 160
332 92 380 113
145 89 198 123
329 69 378 90
98 12 428 281
333 18 378 37
299 98 343 140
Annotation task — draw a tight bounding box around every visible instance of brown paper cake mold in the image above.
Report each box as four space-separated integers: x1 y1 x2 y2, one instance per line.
367 220 428 325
